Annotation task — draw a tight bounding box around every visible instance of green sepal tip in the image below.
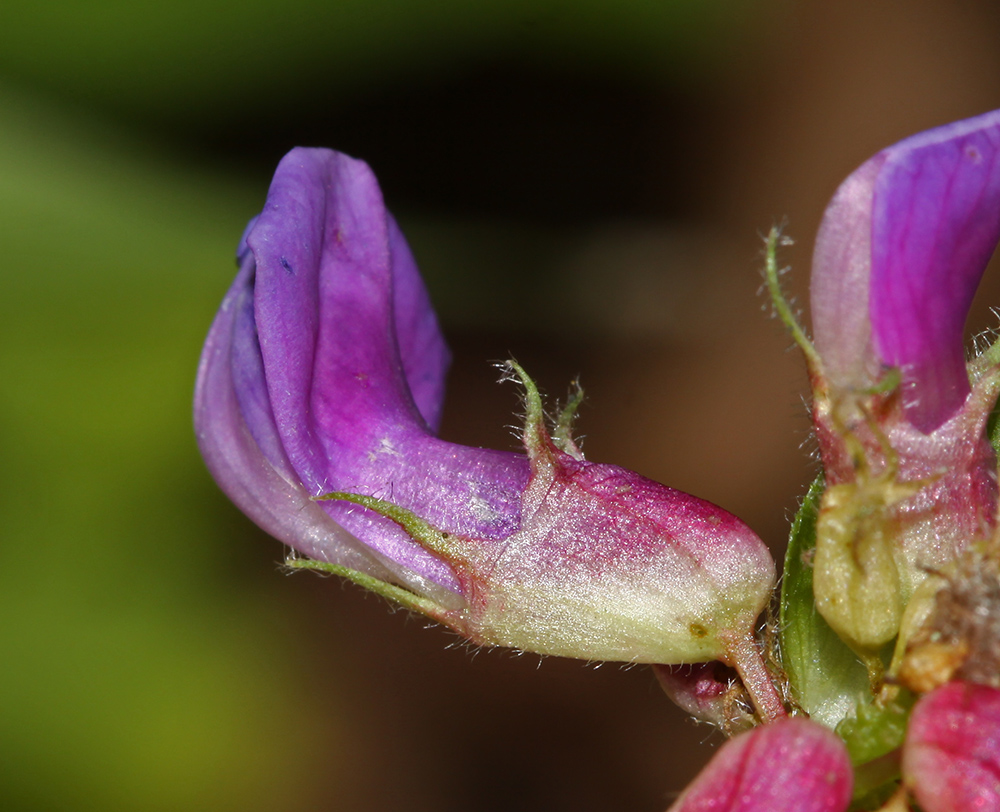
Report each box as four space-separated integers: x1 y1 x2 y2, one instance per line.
763 226 821 371
504 360 550 458
553 379 585 460
285 557 442 616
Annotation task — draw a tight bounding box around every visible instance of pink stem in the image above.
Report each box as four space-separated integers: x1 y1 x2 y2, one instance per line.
725 633 787 724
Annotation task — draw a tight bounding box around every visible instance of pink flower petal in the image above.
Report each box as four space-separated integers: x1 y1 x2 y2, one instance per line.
667 718 852 812
904 681 1000 812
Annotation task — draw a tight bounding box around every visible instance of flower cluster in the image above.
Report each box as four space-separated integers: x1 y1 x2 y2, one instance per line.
667 682 1000 812
196 109 1000 811
693 109 1000 810
805 111 1000 674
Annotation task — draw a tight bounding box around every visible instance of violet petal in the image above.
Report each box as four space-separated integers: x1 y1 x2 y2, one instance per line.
811 110 1000 432
194 259 424 591
247 148 423 493
242 148 528 588
388 214 450 433
871 109 1000 432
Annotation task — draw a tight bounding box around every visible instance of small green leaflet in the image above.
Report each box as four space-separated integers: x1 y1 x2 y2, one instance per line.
779 475 870 728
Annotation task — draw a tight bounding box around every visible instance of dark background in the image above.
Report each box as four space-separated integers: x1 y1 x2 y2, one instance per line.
3 1 1000 810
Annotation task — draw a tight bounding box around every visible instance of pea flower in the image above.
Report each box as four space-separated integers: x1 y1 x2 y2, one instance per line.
784 109 1000 663
194 148 785 719
666 681 1000 812
665 717 853 812
903 681 1000 812
756 110 1000 811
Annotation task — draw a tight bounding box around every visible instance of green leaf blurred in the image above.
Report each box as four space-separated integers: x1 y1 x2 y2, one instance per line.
0 85 336 811
0 0 758 120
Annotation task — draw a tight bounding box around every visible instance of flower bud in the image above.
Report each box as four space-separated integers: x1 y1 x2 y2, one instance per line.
903 682 1000 812
666 717 852 812
653 662 755 735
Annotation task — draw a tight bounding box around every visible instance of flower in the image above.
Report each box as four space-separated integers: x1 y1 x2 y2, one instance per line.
653 662 756 735
666 681 1000 812
195 147 782 715
903 681 1000 812
665 717 853 812
810 109 1000 433
792 110 1000 659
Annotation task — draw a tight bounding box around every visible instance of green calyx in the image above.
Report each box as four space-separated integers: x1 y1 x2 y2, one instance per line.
503 359 585 462
812 467 922 669
286 555 443 616
781 477 919 806
811 388 939 667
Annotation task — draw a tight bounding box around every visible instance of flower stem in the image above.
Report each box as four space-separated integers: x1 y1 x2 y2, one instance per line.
725 632 787 723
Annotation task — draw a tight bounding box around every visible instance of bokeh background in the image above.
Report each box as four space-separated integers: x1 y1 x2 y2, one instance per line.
4 1 1000 810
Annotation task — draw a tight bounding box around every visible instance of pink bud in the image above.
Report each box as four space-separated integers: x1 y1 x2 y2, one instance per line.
903 681 1000 812
666 717 852 812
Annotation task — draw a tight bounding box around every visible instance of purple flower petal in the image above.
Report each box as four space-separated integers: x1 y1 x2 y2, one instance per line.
247 148 419 492
387 214 450 433
230 256 289 477
872 110 1000 432
904 681 1000 812
812 109 1000 432
194 258 434 595
234 148 529 590
666 717 852 812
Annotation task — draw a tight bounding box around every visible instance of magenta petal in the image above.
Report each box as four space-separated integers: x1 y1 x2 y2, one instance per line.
872 110 1000 431
194 259 428 592
904 682 1000 812
667 718 852 812
247 148 427 492
811 109 1000 433
201 147 532 592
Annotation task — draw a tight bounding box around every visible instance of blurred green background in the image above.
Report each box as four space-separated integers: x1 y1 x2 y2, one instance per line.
3 2 1000 810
